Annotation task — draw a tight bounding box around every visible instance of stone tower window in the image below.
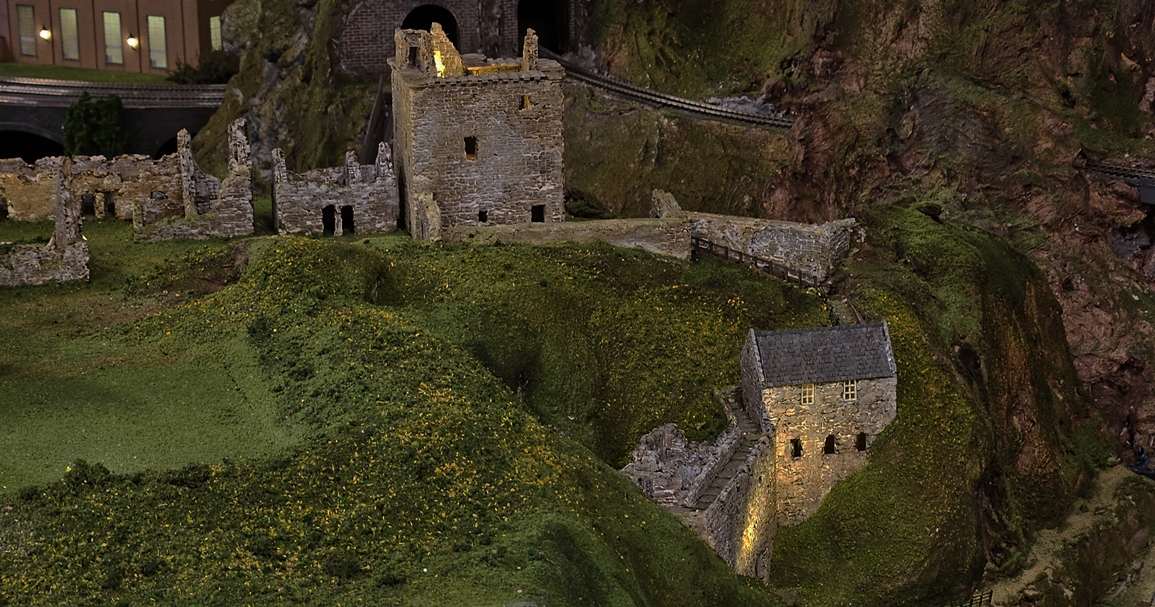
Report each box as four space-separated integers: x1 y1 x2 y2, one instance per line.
478 210 488 222
856 432 867 452
408 46 419 67
823 434 836 455
521 94 532 109
790 438 802 459
531 204 545 222
465 137 478 160
800 383 814 404
842 379 857 401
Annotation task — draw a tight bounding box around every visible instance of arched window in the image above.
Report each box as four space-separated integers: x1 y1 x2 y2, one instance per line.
790 438 802 459
823 435 836 455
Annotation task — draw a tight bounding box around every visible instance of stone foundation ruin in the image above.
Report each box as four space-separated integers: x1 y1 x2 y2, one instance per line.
0 158 90 287
273 144 399 236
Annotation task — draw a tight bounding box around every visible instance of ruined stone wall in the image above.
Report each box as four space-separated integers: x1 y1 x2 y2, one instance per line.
132 120 253 243
273 144 399 236
687 213 857 284
1 153 183 223
0 158 64 221
767 376 897 525
392 41 565 237
442 217 691 259
1 158 90 287
692 438 776 581
740 333 772 431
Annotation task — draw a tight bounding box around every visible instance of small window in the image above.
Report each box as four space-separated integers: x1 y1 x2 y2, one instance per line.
790 438 802 459
17 5 37 56
209 16 222 51
843 379 857 401
800 383 814 405
531 204 545 223
478 210 488 223
856 432 867 452
520 94 531 110
823 435 836 455
147 15 167 68
60 8 80 60
464 136 477 160
102 12 123 64
408 46 418 66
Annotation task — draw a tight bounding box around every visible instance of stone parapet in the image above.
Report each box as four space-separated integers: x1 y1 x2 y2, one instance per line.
690 436 775 581
686 212 857 284
443 218 691 259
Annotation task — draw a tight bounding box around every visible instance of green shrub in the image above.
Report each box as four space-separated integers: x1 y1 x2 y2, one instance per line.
62 93 131 157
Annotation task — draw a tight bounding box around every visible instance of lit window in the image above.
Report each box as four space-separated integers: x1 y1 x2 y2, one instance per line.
209 16 222 51
103 12 123 65
843 379 857 401
60 8 79 60
17 5 36 56
520 94 531 110
800 383 814 405
147 15 167 69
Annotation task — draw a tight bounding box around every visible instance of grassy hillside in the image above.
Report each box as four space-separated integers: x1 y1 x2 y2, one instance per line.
0 221 825 606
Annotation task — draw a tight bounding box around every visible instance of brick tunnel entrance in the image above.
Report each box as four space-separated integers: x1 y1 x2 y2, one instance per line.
0 131 63 164
518 0 568 53
402 5 459 46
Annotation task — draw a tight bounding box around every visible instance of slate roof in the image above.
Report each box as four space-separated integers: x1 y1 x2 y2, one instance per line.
752 321 896 388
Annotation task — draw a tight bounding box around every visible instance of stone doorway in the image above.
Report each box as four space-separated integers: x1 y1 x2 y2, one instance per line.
322 205 336 236
341 205 355 234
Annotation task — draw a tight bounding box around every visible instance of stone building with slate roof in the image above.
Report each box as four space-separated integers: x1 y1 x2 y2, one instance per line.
740 322 897 525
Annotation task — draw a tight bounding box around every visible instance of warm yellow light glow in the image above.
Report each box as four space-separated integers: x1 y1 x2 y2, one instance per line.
126 35 138 49
433 50 445 77
39 27 51 40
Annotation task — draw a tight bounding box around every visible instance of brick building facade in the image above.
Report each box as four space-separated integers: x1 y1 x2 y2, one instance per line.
338 0 574 77
390 25 563 239
1 0 230 74
741 322 898 526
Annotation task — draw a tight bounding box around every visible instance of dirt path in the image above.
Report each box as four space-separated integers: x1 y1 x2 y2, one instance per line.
989 465 1154 606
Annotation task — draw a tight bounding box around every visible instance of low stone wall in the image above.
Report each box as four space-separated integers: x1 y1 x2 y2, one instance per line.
691 437 776 581
0 157 90 287
443 217 691 259
132 120 253 243
686 212 857 284
273 143 399 236
0 242 90 286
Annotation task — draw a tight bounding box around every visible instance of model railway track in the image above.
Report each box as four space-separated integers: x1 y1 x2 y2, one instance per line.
540 49 795 129
0 77 225 108
1087 161 1155 182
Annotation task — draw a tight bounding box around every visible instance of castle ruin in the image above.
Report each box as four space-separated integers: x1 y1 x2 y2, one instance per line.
389 25 564 240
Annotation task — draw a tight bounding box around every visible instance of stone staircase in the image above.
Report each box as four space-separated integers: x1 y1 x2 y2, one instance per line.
692 395 761 510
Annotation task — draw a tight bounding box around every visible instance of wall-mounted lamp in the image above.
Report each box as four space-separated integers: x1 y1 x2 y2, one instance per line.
126 35 138 49
39 27 51 40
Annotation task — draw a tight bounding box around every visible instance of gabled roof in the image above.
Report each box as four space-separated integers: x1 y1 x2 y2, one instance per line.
752 321 896 388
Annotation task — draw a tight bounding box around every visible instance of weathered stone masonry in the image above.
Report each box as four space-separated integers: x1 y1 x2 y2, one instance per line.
742 322 897 525
0 158 90 287
132 119 254 243
273 143 399 236
391 27 565 238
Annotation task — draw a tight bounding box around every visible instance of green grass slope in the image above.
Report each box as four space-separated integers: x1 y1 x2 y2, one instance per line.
1 225 822 606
